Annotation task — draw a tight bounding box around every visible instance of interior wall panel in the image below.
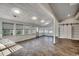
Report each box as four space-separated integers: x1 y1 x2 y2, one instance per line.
72 24 79 39
67 25 72 39
63 25 68 38
59 24 72 39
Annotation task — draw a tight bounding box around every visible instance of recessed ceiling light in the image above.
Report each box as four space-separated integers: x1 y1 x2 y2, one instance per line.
32 16 37 20
12 8 21 14
14 9 20 14
41 20 45 23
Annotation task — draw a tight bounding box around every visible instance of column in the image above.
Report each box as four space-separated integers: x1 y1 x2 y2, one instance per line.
36 27 39 37
53 18 59 44
53 18 56 44
13 23 16 36
22 25 25 35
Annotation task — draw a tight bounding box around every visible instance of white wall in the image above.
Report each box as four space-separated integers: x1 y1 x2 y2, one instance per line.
59 24 72 39
59 17 79 40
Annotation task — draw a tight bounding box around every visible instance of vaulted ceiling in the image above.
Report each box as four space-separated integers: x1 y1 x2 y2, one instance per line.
49 3 79 21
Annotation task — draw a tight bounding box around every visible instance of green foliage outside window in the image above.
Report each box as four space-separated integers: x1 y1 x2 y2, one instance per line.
16 30 22 35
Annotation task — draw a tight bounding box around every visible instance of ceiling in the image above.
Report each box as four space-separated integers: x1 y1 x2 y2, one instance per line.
0 3 53 27
0 3 79 27
49 3 79 21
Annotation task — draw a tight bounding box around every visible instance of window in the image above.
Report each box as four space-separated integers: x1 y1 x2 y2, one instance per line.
45 30 48 33
49 30 53 33
2 22 13 36
31 27 36 34
16 24 23 35
24 26 32 35
31 29 36 34
24 29 30 34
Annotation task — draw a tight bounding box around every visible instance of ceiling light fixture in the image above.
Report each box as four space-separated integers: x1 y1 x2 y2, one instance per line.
41 20 45 23
32 16 37 20
14 9 20 14
12 8 21 14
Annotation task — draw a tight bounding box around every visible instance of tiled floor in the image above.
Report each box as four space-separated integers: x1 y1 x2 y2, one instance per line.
10 36 79 56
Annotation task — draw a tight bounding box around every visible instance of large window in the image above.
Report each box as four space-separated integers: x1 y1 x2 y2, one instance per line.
31 27 36 34
24 29 31 34
24 26 32 35
16 24 23 35
2 22 37 36
2 22 13 36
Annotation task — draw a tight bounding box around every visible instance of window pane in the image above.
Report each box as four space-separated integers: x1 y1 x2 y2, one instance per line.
16 24 23 35
2 22 13 36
